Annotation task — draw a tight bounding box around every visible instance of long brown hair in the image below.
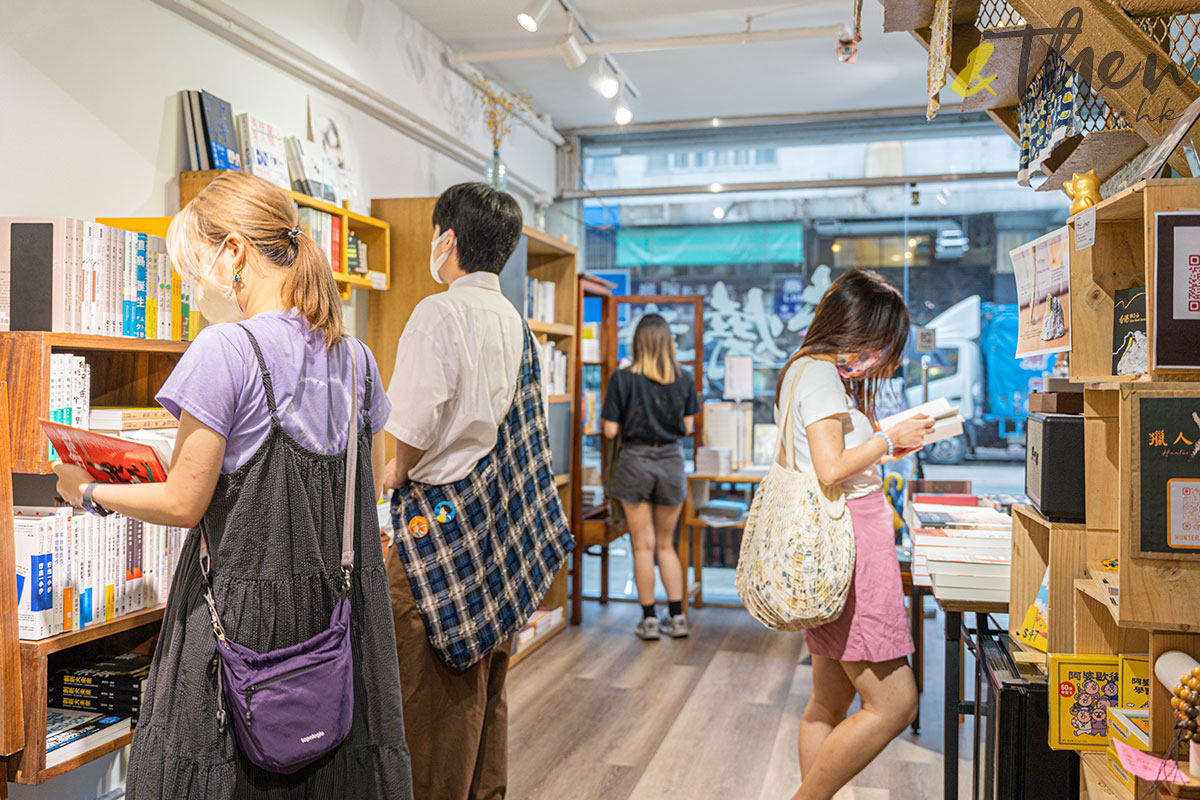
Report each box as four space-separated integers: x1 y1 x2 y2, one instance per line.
167 171 344 346
775 268 909 426
630 313 680 385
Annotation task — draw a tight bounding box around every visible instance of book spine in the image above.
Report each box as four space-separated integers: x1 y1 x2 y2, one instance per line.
145 239 156 340
136 233 147 338
51 518 63 635
106 225 118 337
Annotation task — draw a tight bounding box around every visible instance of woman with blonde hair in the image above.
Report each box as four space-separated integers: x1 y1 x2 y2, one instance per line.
52 172 412 798
601 313 700 640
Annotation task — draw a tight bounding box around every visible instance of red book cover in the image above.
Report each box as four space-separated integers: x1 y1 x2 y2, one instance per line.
39 419 167 483
331 215 342 273
913 493 978 506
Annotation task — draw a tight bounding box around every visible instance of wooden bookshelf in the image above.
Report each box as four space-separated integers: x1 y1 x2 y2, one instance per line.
0 384 23 782
179 170 391 300
365 196 577 665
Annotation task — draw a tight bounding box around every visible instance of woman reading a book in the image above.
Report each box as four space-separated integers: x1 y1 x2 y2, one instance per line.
775 268 931 800
52 172 412 799
601 313 699 640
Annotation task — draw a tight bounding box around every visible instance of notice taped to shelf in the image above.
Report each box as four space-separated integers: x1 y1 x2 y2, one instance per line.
1010 227 1071 358
1074 207 1096 250
1113 739 1188 783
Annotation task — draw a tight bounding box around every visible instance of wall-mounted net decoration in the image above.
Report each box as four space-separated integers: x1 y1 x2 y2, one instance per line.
975 0 1025 30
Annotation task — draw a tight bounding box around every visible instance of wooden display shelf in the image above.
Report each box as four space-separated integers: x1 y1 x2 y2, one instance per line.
1073 580 1147 655
20 606 165 658
179 170 391 299
1009 504 1088 653
509 613 567 668
1080 751 1127 800
0 332 188 474
524 227 576 257
9 608 163 785
527 320 575 338
1067 178 1200 384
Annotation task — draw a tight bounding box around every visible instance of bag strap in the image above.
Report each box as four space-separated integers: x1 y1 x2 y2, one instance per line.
777 358 814 470
200 338 360 642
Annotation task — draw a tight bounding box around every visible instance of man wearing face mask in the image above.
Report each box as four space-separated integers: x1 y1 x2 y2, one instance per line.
382 183 573 800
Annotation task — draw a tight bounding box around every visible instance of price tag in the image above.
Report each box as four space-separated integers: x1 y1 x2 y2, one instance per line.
368 270 388 290
1074 207 1096 250
915 327 937 352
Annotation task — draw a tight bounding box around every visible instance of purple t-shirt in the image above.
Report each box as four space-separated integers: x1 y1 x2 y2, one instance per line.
157 310 391 474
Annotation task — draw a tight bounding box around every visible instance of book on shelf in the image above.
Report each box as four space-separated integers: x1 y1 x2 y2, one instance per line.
285 136 336 202
1112 286 1148 376
1016 565 1050 652
40 419 170 483
50 652 149 720
911 502 1012 530
922 568 1007 591
926 577 1008 604
925 553 1011 576
180 90 202 172
1107 706 1150 751
88 407 177 431
525 278 557 323
704 403 754 470
13 509 183 640
44 708 132 768
1119 654 1150 709
912 493 978 507
581 322 600 362
911 526 1011 550
0 218 193 339
198 90 242 172
1048 654 1121 751
539 341 569 397
235 113 290 191
695 446 733 476
879 397 965 448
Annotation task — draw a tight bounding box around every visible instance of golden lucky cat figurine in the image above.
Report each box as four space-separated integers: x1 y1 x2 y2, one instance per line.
1063 170 1100 216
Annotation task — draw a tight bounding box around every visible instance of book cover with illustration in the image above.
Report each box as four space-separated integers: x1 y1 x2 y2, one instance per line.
1016 565 1050 652
1048 654 1121 750
39 419 167 483
1119 654 1150 709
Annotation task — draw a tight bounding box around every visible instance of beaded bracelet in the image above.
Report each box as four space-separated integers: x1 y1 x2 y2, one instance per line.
873 430 894 458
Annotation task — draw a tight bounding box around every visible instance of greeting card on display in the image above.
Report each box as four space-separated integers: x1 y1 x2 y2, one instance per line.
1010 227 1072 358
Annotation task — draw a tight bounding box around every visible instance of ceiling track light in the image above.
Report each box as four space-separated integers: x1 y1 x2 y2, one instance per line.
589 59 620 99
613 87 632 126
517 0 553 33
557 16 587 69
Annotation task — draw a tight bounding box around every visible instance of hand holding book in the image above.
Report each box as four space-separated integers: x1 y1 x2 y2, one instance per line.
882 414 936 452
879 398 965 452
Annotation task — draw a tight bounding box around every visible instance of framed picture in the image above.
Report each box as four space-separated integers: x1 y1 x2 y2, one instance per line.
1152 212 1200 369
1130 390 1200 559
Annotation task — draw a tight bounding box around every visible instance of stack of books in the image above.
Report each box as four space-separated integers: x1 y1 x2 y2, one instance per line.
285 136 336 202
910 499 1012 604
49 653 150 720
45 708 132 769
514 606 565 653
234 112 289 191
695 446 732 476
0 219 196 339
13 506 185 640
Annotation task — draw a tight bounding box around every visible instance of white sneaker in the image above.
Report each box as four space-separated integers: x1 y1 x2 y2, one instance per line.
660 614 690 638
635 617 661 640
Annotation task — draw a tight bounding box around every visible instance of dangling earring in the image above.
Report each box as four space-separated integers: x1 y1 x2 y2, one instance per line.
233 272 243 286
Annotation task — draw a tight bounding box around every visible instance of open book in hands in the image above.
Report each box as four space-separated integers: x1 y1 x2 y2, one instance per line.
879 397 965 448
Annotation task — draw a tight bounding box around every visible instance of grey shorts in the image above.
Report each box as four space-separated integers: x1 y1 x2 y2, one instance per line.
610 442 687 507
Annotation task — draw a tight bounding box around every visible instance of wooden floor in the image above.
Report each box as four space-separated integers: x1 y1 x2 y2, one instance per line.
509 602 975 800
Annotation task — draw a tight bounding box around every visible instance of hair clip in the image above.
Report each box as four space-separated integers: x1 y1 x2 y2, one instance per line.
287 225 301 242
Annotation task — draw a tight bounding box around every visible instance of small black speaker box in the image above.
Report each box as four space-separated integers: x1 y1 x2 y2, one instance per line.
1025 412 1085 522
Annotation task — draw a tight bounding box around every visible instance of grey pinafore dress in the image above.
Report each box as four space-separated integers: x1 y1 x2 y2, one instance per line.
126 328 413 799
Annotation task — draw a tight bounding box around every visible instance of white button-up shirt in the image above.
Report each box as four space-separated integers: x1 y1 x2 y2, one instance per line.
385 271 525 484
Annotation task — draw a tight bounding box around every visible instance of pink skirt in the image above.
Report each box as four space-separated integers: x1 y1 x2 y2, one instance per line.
803 491 915 663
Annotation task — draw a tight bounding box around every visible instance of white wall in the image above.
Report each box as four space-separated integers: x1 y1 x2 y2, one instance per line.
0 1 557 797
0 0 557 221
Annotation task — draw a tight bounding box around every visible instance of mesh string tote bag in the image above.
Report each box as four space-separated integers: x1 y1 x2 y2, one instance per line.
735 360 856 631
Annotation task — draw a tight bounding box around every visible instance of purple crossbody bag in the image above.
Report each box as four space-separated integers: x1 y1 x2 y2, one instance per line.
198 342 359 774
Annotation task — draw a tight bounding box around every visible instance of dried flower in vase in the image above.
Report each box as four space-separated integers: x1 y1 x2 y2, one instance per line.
466 72 533 152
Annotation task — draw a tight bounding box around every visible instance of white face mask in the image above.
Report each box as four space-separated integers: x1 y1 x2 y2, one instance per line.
429 230 452 284
193 236 246 324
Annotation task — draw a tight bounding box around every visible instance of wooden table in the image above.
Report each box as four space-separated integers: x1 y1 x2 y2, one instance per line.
932 592 1008 800
680 470 766 613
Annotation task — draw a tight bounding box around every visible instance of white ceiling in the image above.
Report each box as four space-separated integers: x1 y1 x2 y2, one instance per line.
398 0 937 130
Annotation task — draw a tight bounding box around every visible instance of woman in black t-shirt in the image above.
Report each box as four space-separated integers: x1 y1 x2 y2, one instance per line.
601 314 700 641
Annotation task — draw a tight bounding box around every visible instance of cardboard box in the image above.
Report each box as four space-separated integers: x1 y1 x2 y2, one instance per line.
1107 706 1150 751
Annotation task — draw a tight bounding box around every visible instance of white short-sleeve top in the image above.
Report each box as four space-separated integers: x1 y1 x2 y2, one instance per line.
773 356 883 499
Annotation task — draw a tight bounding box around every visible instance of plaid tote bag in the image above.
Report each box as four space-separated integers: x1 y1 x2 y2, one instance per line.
391 324 574 670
